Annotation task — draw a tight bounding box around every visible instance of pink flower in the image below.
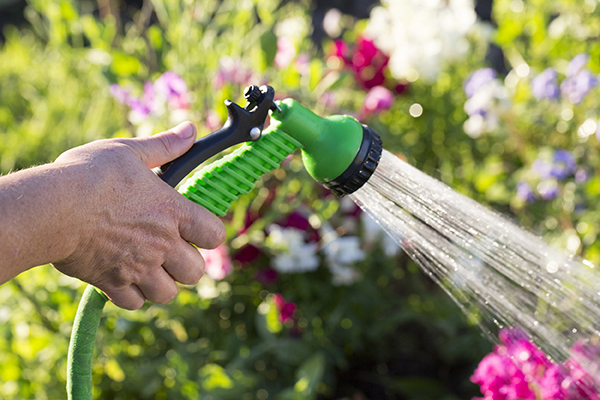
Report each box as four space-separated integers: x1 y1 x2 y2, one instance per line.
471 353 510 398
295 53 311 75
539 364 572 400
331 39 350 61
473 329 600 400
274 37 296 69
566 340 600 399
272 294 296 324
154 72 190 110
213 56 254 89
471 329 546 400
109 84 132 104
201 245 233 280
328 37 389 89
350 36 389 89
110 71 190 123
363 86 394 114
204 109 222 132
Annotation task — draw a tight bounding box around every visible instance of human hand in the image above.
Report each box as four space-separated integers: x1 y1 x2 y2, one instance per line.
51 122 226 310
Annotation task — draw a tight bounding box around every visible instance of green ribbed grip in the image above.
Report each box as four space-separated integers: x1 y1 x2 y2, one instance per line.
178 127 303 216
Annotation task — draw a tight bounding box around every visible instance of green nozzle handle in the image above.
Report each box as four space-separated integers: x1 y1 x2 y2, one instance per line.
178 125 303 216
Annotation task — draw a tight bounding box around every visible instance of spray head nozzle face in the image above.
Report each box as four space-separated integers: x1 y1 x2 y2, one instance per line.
323 125 382 197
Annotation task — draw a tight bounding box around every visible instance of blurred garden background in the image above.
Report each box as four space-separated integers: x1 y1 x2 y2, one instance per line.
1 0 600 399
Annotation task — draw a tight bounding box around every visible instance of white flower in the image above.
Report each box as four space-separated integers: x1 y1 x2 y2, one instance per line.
366 0 477 82
463 79 509 138
329 263 363 286
275 16 309 42
323 8 343 38
321 225 366 286
267 225 320 273
323 236 365 265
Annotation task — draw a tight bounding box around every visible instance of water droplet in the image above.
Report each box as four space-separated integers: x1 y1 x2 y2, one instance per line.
546 262 559 273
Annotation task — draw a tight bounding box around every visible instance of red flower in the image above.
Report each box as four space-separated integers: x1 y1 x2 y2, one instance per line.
351 37 389 89
328 36 408 94
272 294 296 323
278 211 320 242
234 244 263 265
256 268 279 285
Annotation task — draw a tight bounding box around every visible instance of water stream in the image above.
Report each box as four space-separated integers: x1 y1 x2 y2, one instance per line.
350 150 600 391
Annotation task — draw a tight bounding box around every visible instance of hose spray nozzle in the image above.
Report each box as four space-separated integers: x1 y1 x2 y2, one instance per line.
173 86 383 216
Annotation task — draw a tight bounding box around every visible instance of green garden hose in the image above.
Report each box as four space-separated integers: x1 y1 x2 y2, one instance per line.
66 86 382 399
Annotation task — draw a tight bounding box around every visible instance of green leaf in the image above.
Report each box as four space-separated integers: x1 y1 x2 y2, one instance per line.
293 353 325 398
110 52 141 76
260 29 278 70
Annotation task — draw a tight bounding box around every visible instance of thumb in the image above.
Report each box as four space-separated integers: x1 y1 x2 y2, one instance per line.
127 121 197 168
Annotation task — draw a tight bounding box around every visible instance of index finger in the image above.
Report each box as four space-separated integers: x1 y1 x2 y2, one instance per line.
177 196 227 249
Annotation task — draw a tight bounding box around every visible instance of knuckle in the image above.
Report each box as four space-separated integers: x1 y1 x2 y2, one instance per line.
156 134 174 158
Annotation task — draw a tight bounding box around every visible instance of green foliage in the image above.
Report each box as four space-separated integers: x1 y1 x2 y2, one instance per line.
0 25 123 172
3 0 600 399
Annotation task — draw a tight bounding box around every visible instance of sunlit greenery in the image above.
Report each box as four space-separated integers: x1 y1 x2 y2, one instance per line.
2 0 600 399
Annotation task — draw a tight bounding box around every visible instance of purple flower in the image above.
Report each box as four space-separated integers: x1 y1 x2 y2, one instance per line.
566 54 589 77
256 268 278 285
109 84 131 104
517 181 536 202
551 150 576 180
575 168 588 183
561 70 599 104
110 71 190 124
463 68 497 98
561 54 598 104
531 68 559 100
154 71 188 98
154 72 190 109
127 98 152 117
363 86 394 114
532 150 576 182
538 180 560 200
532 159 553 180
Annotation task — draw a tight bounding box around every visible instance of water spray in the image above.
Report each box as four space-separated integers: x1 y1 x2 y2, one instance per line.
66 85 383 399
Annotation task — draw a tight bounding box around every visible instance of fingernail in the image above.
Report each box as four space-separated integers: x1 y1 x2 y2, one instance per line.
172 122 196 139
